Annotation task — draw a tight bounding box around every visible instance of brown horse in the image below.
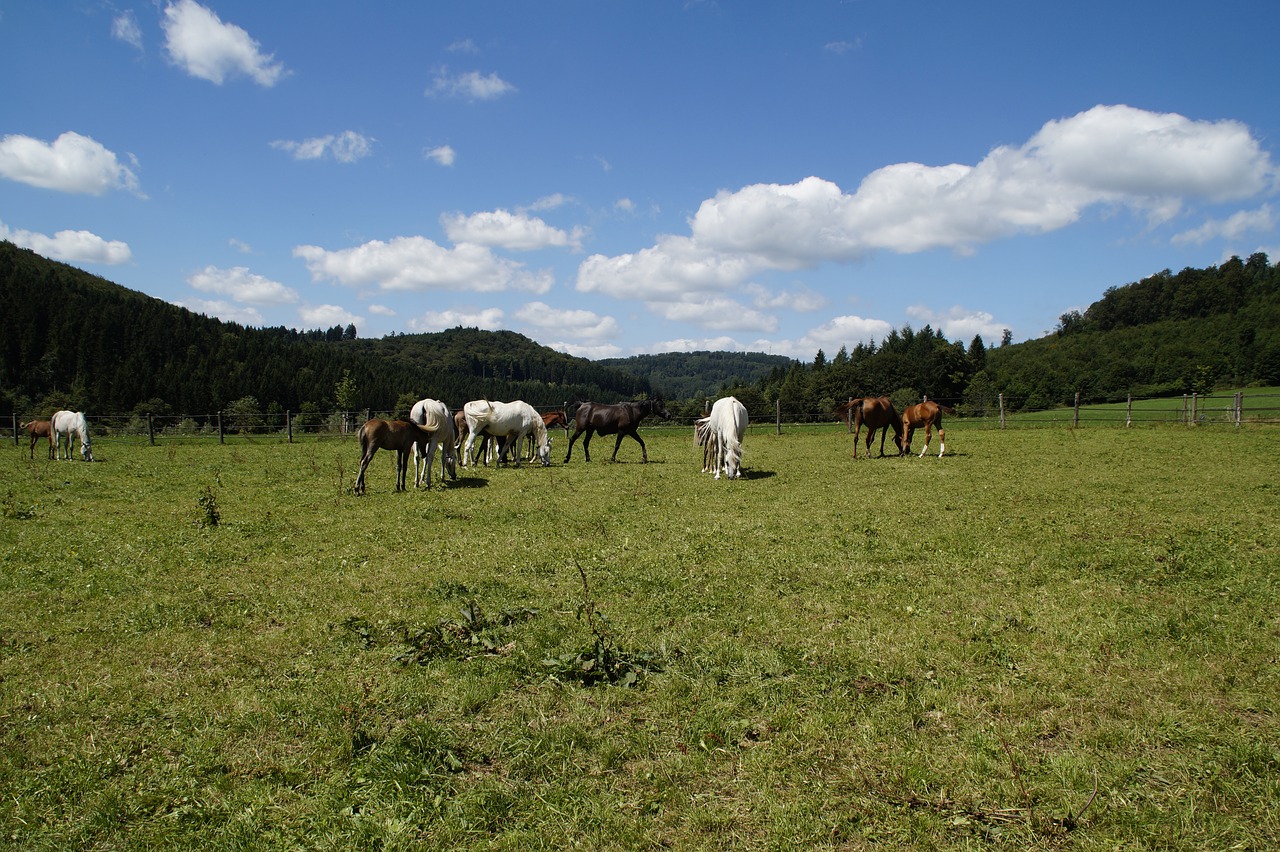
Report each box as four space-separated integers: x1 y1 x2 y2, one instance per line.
354 418 436 495
21 420 55 460
845 397 903 459
901 400 954 458
564 397 670 463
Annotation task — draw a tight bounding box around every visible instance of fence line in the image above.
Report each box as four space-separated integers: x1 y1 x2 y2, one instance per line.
10 392 1280 447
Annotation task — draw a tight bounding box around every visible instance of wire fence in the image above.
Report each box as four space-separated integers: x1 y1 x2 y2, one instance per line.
9 392 1280 449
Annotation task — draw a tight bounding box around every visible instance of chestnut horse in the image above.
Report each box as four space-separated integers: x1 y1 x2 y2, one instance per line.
843 397 903 459
901 400 954 458
21 419 55 460
564 397 670 463
354 418 437 495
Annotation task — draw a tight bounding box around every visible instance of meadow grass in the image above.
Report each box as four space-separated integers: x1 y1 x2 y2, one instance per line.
2 422 1278 849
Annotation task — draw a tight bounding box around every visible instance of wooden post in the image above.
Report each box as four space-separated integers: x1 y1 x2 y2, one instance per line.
1126 394 1132 428
1235 392 1243 428
1073 392 1080 429
287 410 293 443
11 414 17 446
775 399 781 435
218 411 225 444
1191 392 1198 425
998 393 1005 429
147 413 155 445
1182 394 1188 425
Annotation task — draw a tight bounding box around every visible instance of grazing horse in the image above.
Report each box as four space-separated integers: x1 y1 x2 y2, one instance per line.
21 420 55 460
354 418 436 495
462 400 551 468
563 397 670 463
519 410 570 462
694 416 717 473
704 396 748 479
50 410 93 461
901 400 954 458
845 397 904 459
408 398 458 488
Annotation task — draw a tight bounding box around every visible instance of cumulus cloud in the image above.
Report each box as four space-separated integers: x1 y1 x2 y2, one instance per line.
187 265 299 305
441 209 584 251
425 67 515 100
0 221 132 265
410 307 505 332
112 11 143 51
547 340 623 359
367 304 396 317
575 105 1276 337
649 335 753 354
294 236 553 294
174 297 264 326
425 145 455 166
299 304 362 328
1173 204 1275 245
905 305 1007 342
271 131 374 163
513 302 620 340
0 131 142 196
162 0 287 86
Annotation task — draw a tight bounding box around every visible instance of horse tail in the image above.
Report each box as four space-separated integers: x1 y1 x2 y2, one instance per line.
937 403 956 415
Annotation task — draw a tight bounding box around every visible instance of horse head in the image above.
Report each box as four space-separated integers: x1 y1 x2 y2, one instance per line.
649 396 671 420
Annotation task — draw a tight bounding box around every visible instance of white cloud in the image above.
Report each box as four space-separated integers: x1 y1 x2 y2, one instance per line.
651 295 778 333
528 193 570 212
746 282 826 312
425 67 515 100
112 11 143 51
367 304 396 317
425 145 455 166
615 197 636 213
441 209 584 251
649 336 752 354
688 105 1277 267
229 237 252 253
514 302 620 340
299 304 362 328
1172 204 1275 245
162 0 287 86
547 340 623 359
0 131 142 196
905 305 1007 342
187 265 299 305
294 236 553 294
447 38 479 54
271 131 373 163
0 221 132 265
410 307 505 331
174 297 264 326
796 314 895 354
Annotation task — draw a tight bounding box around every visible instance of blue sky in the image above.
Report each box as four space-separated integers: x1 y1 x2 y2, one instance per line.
3 1 1278 360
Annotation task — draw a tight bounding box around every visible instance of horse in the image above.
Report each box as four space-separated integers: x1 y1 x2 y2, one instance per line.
50 410 93 461
901 400 954 458
519 409 570 462
353 418 437 495
462 400 551 468
844 396 903 459
408 398 458 488
563 397 670 463
21 419 55 460
694 416 718 473
704 396 748 479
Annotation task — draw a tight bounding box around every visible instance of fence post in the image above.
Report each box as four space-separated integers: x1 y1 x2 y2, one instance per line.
1073 392 1080 429
1182 395 1188 425
218 411 225 444
776 399 781 435
11 414 17 446
1126 394 1132 428
287 410 293 443
1235 392 1243 428
147 413 155 445
998 393 1005 429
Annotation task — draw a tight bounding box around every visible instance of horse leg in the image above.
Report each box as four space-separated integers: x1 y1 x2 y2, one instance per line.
937 424 946 458
852 423 862 459
877 426 888 457
580 430 594 462
396 449 410 491
918 423 931 458
355 447 375 495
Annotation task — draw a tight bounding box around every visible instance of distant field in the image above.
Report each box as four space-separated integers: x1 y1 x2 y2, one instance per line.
2 425 1278 849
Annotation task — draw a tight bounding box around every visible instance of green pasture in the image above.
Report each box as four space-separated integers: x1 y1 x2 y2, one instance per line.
2 424 1278 850
999 386 1280 427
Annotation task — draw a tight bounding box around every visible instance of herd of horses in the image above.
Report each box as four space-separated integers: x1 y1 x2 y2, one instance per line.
18 395 953 493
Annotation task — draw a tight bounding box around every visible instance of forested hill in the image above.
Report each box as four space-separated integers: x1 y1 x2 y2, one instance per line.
0 241 649 416
597 351 794 400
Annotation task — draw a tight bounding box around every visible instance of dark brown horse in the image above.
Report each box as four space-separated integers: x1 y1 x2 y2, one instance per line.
901 400 954 458
354 418 436 494
844 397 903 459
21 419 54 460
564 397 670 463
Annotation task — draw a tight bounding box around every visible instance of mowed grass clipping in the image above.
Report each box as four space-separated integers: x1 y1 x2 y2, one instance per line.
1 424 1278 850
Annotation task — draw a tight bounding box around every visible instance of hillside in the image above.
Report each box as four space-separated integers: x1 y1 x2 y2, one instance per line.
0 242 649 417
597 350 795 400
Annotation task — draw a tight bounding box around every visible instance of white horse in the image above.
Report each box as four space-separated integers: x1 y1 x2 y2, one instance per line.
408 398 458 488
694 415 718 473
51 410 93 461
462 400 551 468
705 396 747 479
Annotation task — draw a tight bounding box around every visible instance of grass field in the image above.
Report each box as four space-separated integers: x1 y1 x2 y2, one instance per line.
2 423 1278 850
